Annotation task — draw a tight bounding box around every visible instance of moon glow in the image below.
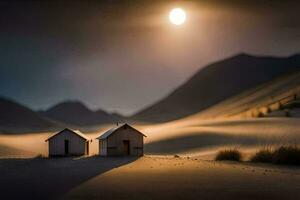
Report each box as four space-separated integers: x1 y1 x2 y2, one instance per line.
169 8 186 25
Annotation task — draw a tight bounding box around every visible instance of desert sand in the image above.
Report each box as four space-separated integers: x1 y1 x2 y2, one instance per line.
1 118 300 159
64 156 300 200
1 156 300 200
0 156 137 200
1 117 300 199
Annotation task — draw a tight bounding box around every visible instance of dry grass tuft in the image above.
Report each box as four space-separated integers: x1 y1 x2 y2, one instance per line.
273 145 300 165
251 145 300 165
250 148 273 163
215 149 241 161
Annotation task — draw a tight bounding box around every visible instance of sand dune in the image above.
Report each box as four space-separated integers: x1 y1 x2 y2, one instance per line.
140 118 300 159
1 118 300 160
0 144 36 158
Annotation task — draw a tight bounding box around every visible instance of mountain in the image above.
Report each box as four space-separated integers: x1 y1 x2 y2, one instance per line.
0 97 59 133
132 53 300 122
188 70 300 119
41 101 123 126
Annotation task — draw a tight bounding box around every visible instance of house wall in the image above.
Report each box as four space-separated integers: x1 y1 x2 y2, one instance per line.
105 126 144 156
48 130 87 156
99 139 107 156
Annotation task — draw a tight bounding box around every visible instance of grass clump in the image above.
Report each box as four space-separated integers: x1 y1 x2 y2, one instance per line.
250 148 273 163
251 145 300 165
272 145 300 165
215 149 241 161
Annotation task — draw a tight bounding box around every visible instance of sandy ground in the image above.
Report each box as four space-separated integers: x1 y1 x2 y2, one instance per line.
1 118 300 199
65 156 300 200
0 156 137 200
1 156 300 200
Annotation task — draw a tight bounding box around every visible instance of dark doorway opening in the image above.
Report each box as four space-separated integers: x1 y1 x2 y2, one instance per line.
123 140 130 155
64 140 69 155
86 142 89 155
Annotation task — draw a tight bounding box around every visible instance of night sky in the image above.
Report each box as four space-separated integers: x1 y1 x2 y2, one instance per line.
0 0 299 115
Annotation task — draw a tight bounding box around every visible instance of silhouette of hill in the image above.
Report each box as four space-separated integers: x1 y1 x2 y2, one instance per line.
41 101 123 126
132 53 300 122
0 97 59 133
184 70 300 119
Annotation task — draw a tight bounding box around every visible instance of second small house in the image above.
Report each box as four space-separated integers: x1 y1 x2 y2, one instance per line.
97 123 146 156
45 128 89 157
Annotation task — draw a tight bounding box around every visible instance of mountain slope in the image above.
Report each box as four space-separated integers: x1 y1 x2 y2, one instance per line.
189 70 300 120
132 53 300 122
0 97 59 132
41 101 122 126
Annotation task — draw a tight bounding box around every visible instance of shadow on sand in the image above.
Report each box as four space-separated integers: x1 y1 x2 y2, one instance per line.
145 133 281 154
0 156 138 200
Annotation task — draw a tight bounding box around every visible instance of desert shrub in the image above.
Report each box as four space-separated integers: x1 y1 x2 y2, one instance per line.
272 145 300 165
250 148 273 163
250 146 300 165
215 149 241 161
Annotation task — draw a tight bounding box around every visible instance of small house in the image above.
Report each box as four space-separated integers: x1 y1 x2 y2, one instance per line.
96 123 146 156
45 128 89 157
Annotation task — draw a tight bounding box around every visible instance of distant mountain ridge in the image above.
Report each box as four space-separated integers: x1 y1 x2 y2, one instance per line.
0 97 60 133
0 97 124 133
40 101 124 126
131 53 300 122
1 53 300 132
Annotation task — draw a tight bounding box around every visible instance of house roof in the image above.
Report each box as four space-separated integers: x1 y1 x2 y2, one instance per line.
96 123 146 140
45 128 89 142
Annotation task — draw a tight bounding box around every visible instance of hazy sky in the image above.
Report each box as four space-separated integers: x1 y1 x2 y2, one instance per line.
0 0 299 115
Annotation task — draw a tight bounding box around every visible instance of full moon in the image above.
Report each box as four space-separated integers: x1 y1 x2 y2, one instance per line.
169 8 186 25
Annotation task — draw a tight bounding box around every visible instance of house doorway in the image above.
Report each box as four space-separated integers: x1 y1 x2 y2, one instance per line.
123 140 130 155
86 142 89 155
64 140 69 155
